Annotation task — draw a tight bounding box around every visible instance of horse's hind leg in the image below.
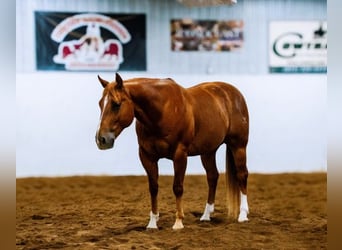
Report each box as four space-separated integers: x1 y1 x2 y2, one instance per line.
230 144 249 222
200 152 219 221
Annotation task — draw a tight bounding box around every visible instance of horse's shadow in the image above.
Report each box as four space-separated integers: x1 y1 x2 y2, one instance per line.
105 209 229 236
190 211 226 225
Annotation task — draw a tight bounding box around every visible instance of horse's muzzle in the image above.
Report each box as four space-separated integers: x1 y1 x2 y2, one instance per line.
96 132 115 150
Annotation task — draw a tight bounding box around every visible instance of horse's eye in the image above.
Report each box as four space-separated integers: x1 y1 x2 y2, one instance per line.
112 102 121 111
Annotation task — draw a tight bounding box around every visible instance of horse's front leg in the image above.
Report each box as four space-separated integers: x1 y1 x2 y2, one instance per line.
172 145 188 230
139 148 159 229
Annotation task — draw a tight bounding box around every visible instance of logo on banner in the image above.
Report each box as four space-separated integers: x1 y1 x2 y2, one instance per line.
51 13 131 71
269 21 327 73
272 24 327 58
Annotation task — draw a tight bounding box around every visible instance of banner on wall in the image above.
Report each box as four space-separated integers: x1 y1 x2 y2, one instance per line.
171 19 243 51
35 12 146 71
269 21 327 73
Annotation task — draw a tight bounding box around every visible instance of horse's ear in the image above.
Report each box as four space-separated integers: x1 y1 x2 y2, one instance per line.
115 73 123 89
98 75 109 88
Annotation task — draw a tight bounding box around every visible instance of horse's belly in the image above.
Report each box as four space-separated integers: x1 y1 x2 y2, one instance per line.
187 136 225 156
187 117 227 156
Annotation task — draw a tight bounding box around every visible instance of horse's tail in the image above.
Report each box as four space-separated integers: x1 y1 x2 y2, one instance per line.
225 144 240 219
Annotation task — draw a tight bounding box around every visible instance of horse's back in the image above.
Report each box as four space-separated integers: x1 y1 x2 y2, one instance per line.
189 81 248 121
188 81 246 103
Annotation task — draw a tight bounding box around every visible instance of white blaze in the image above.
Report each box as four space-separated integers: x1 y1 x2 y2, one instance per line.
96 94 109 139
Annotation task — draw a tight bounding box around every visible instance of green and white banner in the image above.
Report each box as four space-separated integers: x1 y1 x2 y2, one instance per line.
269 21 327 73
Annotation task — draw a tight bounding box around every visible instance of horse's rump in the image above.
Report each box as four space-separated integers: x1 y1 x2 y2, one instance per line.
186 82 249 155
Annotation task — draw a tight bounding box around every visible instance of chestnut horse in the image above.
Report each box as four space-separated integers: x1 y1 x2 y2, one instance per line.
95 73 249 230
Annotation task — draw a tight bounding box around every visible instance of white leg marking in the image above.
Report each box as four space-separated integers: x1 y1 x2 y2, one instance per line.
200 203 214 221
238 192 249 222
172 218 184 230
146 211 159 229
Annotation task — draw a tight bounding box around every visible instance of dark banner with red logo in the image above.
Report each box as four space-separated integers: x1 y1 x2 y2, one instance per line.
35 12 146 71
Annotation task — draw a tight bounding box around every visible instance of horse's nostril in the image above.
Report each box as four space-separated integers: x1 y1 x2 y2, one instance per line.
100 136 106 145
96 132 115 149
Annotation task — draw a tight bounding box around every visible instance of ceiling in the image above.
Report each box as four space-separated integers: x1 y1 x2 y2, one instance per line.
176 0 237 7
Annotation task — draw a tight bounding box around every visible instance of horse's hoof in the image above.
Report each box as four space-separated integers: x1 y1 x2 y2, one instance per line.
172 219 184 230
200 215 211 221
238 211 249 223
146 223 159 229
172 224 184 230
238 217 249 223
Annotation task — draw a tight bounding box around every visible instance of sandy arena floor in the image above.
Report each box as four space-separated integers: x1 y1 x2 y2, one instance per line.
16 173 326 249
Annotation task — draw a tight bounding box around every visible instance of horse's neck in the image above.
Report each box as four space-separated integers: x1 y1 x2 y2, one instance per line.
126 80 167 128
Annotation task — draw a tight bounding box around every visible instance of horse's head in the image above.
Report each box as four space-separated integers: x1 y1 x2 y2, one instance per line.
95 73 134 150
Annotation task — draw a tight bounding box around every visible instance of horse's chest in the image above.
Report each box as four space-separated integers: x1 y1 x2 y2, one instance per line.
139 136 173 158
154 140 171 156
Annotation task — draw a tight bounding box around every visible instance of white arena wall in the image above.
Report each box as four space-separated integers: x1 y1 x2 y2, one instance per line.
16 73 327 177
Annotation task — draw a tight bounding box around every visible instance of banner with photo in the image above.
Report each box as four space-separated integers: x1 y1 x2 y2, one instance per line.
171 19 243 51
35 12 146 71
269 21 327 73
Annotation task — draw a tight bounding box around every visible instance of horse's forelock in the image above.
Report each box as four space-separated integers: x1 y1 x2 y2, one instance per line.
106 84 125 104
